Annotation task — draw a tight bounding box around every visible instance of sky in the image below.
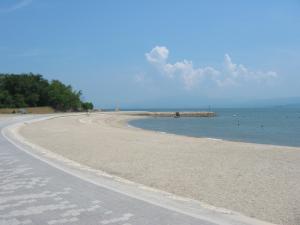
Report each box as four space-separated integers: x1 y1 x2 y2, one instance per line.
0 0 300 108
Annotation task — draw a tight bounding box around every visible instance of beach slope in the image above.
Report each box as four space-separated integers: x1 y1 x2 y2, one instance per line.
19 112 300 225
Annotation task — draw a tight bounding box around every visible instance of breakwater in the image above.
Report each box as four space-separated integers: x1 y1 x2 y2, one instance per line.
125 111 216 117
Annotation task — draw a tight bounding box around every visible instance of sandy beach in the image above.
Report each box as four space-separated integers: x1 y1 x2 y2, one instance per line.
18 112 300 225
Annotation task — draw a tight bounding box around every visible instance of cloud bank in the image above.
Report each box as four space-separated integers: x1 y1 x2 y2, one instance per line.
145 46 277 89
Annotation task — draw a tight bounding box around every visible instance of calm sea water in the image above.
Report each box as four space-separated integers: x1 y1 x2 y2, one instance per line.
129 108 300 147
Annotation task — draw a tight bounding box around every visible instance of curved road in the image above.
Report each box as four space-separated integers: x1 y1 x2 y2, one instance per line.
0 115 273 225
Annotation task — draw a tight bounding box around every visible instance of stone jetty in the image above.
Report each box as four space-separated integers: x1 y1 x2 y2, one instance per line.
124 111 216 117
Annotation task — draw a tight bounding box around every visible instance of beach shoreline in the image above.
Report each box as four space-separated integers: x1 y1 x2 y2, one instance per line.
16 112 300 225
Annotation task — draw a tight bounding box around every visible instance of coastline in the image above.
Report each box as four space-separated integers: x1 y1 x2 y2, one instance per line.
128 110 300 148
127 115 299 148
16 112 300 225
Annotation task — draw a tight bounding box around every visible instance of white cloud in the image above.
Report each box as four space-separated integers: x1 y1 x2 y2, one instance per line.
0 0 33 13
145 46 219 88
145 46 169 65
145 46 277 89
219 54 277 86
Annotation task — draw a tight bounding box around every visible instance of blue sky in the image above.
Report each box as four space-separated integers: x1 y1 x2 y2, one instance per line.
1 0 300 108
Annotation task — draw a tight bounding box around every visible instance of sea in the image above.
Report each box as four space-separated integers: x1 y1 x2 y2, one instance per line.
128 107 300 147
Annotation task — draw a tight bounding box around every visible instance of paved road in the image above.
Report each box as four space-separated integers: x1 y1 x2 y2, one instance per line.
0 116 271 225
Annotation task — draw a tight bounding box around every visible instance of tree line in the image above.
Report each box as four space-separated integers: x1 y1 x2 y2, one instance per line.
0 73 93 111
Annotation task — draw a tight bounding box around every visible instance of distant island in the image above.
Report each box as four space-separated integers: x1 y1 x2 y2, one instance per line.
0 73 93 112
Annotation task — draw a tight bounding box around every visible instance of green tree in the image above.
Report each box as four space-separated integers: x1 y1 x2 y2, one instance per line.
0 90 14 107
81 102 94 111
48 80 82 111
13 94 27 108
0 73 93 112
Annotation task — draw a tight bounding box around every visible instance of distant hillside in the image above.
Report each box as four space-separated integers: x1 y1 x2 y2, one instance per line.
0 73 93 111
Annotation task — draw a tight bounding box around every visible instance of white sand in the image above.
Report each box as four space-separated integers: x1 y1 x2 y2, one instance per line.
19 112 300 225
